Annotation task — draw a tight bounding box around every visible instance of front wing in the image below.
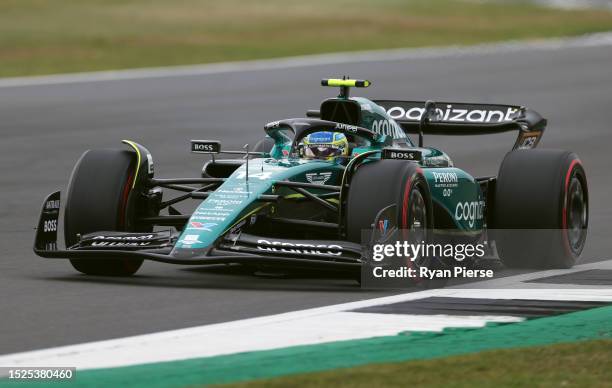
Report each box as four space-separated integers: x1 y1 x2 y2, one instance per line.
34 191 363 271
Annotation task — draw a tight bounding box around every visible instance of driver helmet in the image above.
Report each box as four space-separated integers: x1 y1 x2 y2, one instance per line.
298 131 349 160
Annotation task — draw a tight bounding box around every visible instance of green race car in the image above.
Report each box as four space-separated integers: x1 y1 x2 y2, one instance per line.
34 78 589 282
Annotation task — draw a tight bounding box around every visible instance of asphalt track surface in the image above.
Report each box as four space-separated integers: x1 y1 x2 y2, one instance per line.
1 42 611 355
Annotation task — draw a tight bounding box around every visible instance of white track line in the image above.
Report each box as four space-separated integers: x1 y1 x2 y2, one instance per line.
1 33 612 89
0 312 523 372
0 260 610 370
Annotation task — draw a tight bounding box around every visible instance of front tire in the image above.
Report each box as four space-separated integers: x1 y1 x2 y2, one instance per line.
64 149 144 276
493 149 588 268
346 160 436 286
346 160 430 241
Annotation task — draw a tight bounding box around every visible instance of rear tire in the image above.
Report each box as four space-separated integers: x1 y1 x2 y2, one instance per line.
64 149 144 276
493 149 588 268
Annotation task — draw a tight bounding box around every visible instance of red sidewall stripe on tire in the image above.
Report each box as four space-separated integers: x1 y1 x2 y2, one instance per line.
402 177 412 229
401 169 424 283
118 171 135 229
562 159 581 256
401 167 424 228
562 159 581 230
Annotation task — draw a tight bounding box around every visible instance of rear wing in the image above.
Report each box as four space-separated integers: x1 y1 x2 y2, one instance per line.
373 100 547 150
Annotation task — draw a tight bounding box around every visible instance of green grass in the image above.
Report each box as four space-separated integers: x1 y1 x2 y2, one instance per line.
218 339 612 388
2 0 612 77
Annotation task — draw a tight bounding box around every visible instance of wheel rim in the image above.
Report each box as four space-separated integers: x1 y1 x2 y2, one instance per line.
408 187 427 238
566 174 588 253
403 184 434 281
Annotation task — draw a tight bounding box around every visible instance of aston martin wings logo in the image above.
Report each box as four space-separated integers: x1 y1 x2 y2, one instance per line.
305 172 332 184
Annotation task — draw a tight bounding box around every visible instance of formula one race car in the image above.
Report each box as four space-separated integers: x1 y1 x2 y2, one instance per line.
34 78 588 280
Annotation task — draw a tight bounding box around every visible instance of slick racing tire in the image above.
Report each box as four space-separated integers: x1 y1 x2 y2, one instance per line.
64 149 144 276
493 149 588 269
346 160 440 287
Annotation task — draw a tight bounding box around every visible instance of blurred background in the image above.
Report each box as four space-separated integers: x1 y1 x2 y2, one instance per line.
1 0 612 77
